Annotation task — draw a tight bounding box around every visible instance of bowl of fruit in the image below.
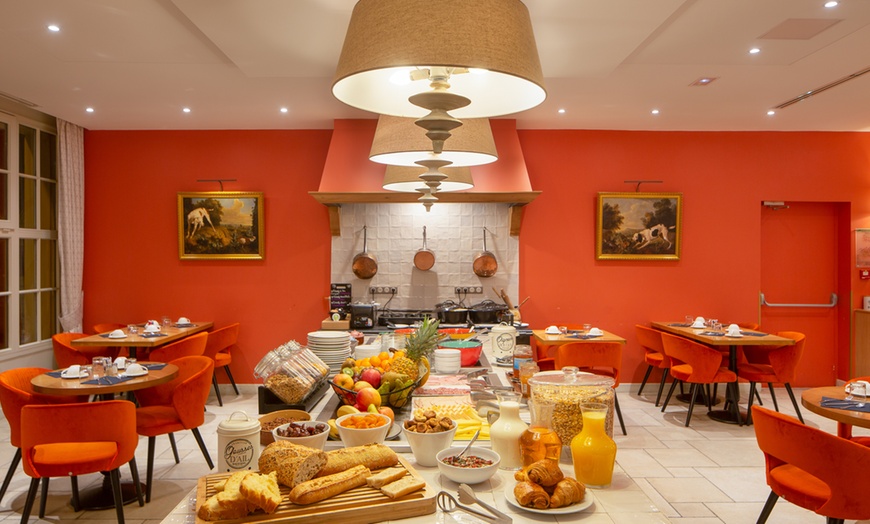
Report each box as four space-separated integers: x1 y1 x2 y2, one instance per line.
272 420 330 450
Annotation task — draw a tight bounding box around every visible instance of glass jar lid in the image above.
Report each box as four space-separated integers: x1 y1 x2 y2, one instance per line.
528 366 615 389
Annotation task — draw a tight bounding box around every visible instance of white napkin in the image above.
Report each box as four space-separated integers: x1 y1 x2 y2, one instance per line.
62 365 81 378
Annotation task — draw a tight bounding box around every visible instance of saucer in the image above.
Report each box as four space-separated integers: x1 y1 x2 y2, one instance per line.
61 370 89 379
108 333 127 339
691 323 705 329
124 368 148 377
726 333 743 338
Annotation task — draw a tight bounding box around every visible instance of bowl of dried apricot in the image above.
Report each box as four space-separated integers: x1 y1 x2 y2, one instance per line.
336 413 391 448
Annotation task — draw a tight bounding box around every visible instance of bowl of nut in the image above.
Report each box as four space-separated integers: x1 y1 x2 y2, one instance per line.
272 420 330 450
402 410 457 467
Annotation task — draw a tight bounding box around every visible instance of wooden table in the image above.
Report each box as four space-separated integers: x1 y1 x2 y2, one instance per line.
652 321 794 424
802 386 870 435
72 321 213 359
532 329 626 346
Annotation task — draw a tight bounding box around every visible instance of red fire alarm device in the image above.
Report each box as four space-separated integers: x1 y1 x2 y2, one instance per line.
861 269 870 280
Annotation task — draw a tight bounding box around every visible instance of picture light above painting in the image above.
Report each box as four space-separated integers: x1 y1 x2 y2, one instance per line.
178 192 264 260
596 192 682 261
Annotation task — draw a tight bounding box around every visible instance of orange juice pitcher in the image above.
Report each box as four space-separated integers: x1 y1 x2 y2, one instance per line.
570 402 617 488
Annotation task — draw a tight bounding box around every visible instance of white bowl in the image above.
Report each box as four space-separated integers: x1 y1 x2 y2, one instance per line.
436 446 500 484
335 413 391 448
403 424 457 467
272 420 330 450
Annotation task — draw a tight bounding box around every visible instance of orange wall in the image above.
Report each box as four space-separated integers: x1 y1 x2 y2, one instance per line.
83 128 870 385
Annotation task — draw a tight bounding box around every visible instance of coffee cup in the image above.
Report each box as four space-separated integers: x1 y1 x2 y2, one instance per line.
544 325 560 335
109 329 125 338
126 363 146 376
178 317 190 324
846 380 870 397
63 364 81 378
114 356 127 369
588 327 603 336
727 324 741 335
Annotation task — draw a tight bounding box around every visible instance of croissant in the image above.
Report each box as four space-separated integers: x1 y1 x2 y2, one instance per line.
549 477 586 508
514 469 530 482
513 481 550 509
526 459 564 487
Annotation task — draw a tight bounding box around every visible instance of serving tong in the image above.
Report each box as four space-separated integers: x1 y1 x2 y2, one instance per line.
436 488 513 524
458 484 512 523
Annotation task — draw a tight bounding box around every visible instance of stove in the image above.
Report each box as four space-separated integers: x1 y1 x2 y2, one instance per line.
377 309 436 327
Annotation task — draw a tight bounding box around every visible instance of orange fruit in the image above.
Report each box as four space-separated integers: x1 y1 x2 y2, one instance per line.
378 351 390 361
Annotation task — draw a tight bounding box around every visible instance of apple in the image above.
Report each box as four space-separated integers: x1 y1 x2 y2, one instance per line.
352 380 373 392
359 368 382 389
378 406 395 430
356 387 381 409
333 373 353 390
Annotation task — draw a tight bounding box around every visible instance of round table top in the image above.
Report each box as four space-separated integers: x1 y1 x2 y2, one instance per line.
801 385 870 430
31 363 179 396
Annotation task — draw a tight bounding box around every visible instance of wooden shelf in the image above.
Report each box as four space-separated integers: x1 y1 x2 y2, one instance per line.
310 191 541 236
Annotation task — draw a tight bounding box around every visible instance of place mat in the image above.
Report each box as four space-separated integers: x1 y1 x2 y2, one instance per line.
699 331 725 337
47 370 65 378
141 333 168 338
175 323 194 328
820 396 870 412
740 331 768 337
82 375 135 386
566 333 602 339
143 363 167 370
669 323 692 327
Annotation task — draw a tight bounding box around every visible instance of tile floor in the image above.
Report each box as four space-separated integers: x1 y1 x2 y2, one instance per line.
0 383 868 523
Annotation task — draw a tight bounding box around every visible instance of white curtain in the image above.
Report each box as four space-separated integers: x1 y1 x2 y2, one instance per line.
57 119 85 333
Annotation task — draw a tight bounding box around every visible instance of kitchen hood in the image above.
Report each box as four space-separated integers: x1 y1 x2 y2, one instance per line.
311 119 540 235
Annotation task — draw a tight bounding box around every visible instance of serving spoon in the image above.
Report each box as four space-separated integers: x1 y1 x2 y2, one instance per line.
456 428 481 459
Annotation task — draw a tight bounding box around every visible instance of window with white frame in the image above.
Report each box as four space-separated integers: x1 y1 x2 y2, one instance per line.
0 111 58 351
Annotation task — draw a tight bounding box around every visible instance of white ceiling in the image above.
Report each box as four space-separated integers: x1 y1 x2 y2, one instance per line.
1 0 869 131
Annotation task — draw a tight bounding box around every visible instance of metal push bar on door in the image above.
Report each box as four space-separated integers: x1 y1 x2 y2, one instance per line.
759 292 838 308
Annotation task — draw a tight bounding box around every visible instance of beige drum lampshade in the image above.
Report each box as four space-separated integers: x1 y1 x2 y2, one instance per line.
369 115 497 167
383 165 473 192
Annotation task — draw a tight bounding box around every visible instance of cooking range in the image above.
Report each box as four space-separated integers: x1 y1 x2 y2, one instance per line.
378 308 436 327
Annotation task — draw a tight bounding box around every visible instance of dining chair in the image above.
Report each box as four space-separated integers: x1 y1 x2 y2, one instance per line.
634 325 669 406
739 331 806 425
147 331 208 362
203 323 241 406
19 400 143 524
556 341 627 435
0 368 89 506
660 333 741 427
93 322 126 334
752 405 870 524
134 355 215 502
52 332 117 368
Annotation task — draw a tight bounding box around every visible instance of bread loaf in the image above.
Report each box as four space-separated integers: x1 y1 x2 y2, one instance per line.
258 440 327 488
240 471 282 514
316 443 398 477
379 475 425 499
365 467 407 488
197 471 255 521
288 465 371 505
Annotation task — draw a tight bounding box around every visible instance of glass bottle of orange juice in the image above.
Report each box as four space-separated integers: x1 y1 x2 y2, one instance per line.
570 402 617 488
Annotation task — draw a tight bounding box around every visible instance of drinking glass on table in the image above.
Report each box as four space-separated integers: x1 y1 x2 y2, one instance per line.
559 326 568 335
685 315 693 326
92 357 107 379
127 324 138 336
161 316 171 329
582 323 592 333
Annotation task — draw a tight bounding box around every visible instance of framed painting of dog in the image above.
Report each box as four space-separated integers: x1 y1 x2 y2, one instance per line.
178 191 264 260
596 192 682 260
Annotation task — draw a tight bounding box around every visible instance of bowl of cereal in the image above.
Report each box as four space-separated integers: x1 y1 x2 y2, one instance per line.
272 420 330 450
258 409 311 445
436 446 500 484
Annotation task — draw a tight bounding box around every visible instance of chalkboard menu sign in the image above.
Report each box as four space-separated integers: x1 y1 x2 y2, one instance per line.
329 283 352 310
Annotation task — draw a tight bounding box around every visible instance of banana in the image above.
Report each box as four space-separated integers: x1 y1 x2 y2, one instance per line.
327 419 339 439
337 405 360 418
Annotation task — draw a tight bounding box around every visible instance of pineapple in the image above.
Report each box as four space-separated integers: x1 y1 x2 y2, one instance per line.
392 316 441 386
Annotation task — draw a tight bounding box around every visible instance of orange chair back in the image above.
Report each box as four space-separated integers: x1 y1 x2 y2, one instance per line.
204 323 240 360
766 331 806 383
556 342 622 385
660 332 724 383
20 400 137 478
635 325 666 367
51 333 92 368
148 332 208 362
135 356 214 428
93 322 126 334
752 405 870 520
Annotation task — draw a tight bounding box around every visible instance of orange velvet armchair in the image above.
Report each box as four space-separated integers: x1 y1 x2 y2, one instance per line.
660 332 740 427
0 368 88 505
752 405 870 523
203 323 241 406
556 341 626 435
739 331 806 425
19 400 143 523
635 324 669 406
134 355 214 502
52 332 118 367
147 331 207 363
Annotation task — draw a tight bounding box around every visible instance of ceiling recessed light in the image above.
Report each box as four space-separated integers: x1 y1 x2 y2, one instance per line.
767 110 776 116
85 107 94 113
280 107 288 113
749 47 761 54
825 1 838 8
651 109 660 115
47 24 60 32
182 107 191 113
557 108 566 114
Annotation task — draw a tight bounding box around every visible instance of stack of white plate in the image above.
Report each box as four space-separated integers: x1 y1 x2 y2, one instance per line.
307 331 352 373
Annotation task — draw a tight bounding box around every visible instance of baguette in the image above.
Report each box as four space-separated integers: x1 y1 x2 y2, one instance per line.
365 467 407 488
258 440 327 488
379 475 425 499
197 471 254 521
288 465 371 505
316 444 398 477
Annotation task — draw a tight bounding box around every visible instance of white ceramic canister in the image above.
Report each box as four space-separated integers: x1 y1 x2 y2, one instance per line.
216 411 261 472
489 323 517 360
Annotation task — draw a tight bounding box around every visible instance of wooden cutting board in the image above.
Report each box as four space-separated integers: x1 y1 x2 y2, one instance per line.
195 457 435 524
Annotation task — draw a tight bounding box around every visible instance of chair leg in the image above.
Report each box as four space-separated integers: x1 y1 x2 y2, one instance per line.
146 436 156 503
784 383 805 424
685 384 698 427
757 490 778 524
129 457 145 506
0 448 21 504
746 382 757 425
71 475 81 511
20 477 40 524
168 433 180 464
110 468 125 524
614 392 626 435
191 428 215 470
637 365 654 395
704 384 713 411
728 382 743 426
212 374 224 407
655 369 669 407
826 518 845 524
768 383 779 412
225 366 240 396
753 385 763 406
662 378 679 412
38 477 49 518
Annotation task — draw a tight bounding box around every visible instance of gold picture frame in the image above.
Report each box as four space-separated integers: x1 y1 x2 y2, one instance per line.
178 192 264 260
596 192 682 260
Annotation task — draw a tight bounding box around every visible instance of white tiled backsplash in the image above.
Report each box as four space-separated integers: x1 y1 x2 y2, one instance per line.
331 203 519 310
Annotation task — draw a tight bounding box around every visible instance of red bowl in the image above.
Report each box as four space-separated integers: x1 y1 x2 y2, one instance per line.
437 340 483 367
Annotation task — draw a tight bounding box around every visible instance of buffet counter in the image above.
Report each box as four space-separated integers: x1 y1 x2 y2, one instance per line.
159 334 666 523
